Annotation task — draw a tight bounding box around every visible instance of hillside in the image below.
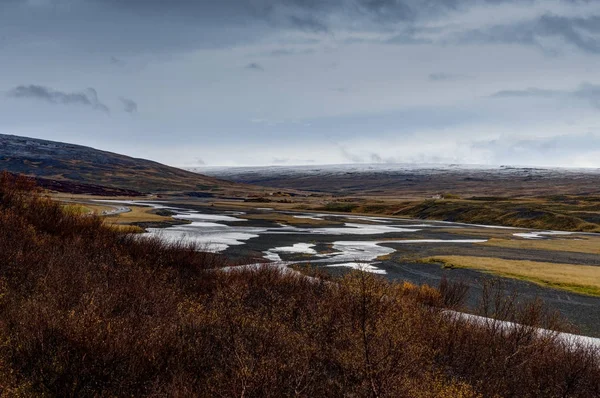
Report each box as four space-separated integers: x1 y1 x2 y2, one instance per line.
192 164 600 233
193 163 600 198
1 172 599 397
0 134 230 193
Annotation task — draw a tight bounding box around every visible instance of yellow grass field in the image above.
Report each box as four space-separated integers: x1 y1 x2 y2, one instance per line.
61 202 114 215
60 200 176 225
103 205 172 224
483 237 600 255
424 255 600 297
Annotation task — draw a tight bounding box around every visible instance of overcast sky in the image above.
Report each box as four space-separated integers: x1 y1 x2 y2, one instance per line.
2 0 600 168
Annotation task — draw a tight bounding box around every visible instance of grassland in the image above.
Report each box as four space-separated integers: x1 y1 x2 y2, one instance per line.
309 196 600 233
103 205 173 224
12 130 598 233
483 237 600 255
78 194 600 235
424 255 600 297
61 203 99 215
391 198 600 232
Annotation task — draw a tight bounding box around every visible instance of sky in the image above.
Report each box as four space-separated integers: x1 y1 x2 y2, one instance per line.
2 0 600 168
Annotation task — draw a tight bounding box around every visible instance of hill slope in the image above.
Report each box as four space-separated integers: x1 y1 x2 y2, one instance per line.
0 134 230 193
1 174 599 396
192 163 600 197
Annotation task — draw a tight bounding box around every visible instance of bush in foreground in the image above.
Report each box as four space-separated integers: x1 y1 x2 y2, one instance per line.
0 172 599 397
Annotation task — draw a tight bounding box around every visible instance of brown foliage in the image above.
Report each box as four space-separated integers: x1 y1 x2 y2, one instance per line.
0 171 598 397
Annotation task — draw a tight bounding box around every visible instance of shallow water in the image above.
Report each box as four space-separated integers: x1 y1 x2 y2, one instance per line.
99 200 600 336
100 200 586 267
513 231 575 239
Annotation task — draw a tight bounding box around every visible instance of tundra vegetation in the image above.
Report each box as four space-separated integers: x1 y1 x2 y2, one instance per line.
316 196 600 232
423 256 600 297
0 172 599 397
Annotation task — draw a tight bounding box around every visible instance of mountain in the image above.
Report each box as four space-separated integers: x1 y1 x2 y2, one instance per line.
0 134 231 194
190 163 600 197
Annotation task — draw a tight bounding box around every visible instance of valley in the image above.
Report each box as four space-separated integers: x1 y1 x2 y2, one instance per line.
97 199 600 337
193 164 600 232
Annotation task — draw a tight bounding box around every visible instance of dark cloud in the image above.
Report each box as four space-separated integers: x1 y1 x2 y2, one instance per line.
337 147 404 164
490 87 557 98
370 153 383 163
368 152 399 163
490 83 600 108
339 146 363 163
245 62 264 71
355 0 416 22
338 146 397 164
7 85 110 113
385 33 432 45
110 56 126 66
457 22 535 46
537 15 600 54
287 15 329 32
0 1 267 55
458 14 600 54
91 0 495 20
346 25 434 45
3 0 596 56
120 97 138 113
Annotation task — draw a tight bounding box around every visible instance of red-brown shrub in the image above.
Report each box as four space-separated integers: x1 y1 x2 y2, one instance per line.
0 171 598 397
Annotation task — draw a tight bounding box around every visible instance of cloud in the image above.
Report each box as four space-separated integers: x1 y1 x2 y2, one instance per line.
489 83 600 108
339 146 397 164
490 87 558 98
365 152 399 164
385 34 432 45
264 48 316 57
120 97 138 113
5 0 600 169
4 0 599 57
245 62 264 71
355 0 416 22
458 14 600 54
339 146 363 163
574 83 600 108
110 56 126 66
428 73 471 82
7 85 110 113
473 133 600 167
287 15 329 33
370 153 383 163
511 133 600 153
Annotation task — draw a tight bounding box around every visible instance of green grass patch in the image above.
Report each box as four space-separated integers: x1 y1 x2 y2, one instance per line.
321 202 360 212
